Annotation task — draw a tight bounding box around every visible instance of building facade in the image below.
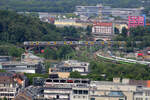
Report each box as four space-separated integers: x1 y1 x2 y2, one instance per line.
1 61 44 74
74 4 102 18
92 22 114 41
49 60 89 78
44 78 90 100
128 15 146 29
74 4 143 20
0 72 27 100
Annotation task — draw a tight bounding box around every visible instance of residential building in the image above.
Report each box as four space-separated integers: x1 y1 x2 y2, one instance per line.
1 61 44 74
0 53 45 74
90 80 137 100
134 87 150 100
49 60 89 78
14 86 43 100
0 56 12 62
44 78 90 100
0 72 28 100
33 77 45 86
128 15 146 29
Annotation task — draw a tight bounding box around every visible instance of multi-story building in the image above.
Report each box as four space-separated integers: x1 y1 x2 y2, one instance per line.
14 86 43 100
0 56 12 62
92 22 114 41
103 7 143 19
92 22 113 34
128 15 146 29
74 4 143 20
1 61 44 74
134 87 150 100
49 60 89 78
90 78 137 100
54 19 85 28
74 4 102 18
0 72 28 100
0 53 45 74
44 78 90 100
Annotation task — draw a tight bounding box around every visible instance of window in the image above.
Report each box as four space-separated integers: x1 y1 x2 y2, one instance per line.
91 98 95 100
79 90 82 94
136 98 143 100
83 90 88 94
145 91 150 96
73 96 76 98
73 90 78 94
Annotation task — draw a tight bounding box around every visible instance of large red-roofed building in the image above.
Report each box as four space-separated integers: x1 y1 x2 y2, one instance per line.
92 22 114 34
92 22 114 41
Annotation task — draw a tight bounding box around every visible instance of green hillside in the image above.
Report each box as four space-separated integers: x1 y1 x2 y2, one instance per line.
0 0 142 12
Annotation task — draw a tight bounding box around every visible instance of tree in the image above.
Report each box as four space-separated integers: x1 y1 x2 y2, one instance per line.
121 27 128 36
114 27 119 34
8 46 24 57
3 97 7 100
86 25 92 35
70 71 82 78
43 47 57 59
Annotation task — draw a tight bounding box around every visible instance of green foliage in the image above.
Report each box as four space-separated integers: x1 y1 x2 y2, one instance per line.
0 0 142 12
0 70 6 72
86 25 92 35
0 44 24 57
0 10 83 44
43 47 57 59
122 27 128 36
43 46 73 60
0 10 63 43
3 97 7 100
62 26 80 38
24 73 49 85
114 27 119 34
88 60 150 81
70 71 82 78
8 46 24 57
114 26 150 50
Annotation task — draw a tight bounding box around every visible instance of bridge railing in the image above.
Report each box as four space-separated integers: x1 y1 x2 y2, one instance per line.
24 41 126 46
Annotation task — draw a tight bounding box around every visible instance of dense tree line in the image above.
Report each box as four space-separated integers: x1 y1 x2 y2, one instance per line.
0 10 82 44
114 26 150 52
0 44 24 58
70 61 150 81
43 46 74 60
0 0 142 12
0 10 63 43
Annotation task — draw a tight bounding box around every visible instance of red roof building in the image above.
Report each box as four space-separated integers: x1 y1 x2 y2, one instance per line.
92 22 114 35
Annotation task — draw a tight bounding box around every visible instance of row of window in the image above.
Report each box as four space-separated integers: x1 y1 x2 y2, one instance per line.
0 89 15 92
0 93 14 96
73 95 87 99
73 90 88 94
